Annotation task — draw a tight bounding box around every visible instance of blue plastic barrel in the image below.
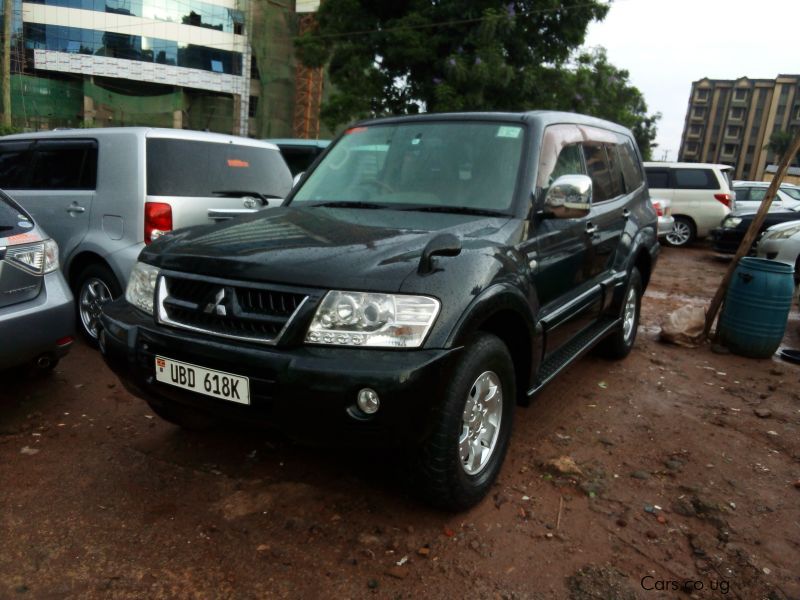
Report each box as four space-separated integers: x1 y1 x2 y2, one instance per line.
718 257 795 358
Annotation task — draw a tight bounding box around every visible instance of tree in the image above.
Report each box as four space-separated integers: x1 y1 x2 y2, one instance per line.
765 130 799 165
296 1 660 157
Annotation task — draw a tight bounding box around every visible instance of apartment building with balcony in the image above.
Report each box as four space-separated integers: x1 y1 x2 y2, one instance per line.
4 0 252 133
678 74 800 180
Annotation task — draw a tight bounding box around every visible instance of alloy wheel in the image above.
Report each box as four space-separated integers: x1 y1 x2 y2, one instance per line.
666 221 692 246
459 371 504 475
79 277 113 339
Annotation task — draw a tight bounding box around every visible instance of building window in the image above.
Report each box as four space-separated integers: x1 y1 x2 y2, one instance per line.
692 106 706 119
248 95 258 118
733 88 748 102
695 88 710 101
686 142 699 154
689 124 702 136
729 107 744 120
722 143 737 156
725 125 741 138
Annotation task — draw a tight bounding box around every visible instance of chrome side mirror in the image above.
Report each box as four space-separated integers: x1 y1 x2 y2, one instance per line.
544 174 592 218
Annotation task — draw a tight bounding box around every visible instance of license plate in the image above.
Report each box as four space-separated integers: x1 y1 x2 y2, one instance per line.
154 356 250 405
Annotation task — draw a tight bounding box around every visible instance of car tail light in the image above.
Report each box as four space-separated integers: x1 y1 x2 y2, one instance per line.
144 202 172 244
714 193 731 208
652 201 664 217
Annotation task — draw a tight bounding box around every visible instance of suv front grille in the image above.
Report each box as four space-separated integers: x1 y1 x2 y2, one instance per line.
157 273 308 344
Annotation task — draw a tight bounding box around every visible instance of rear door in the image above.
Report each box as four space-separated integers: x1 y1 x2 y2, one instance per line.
145 138 293 230
1 139 97 261
671 167 727 234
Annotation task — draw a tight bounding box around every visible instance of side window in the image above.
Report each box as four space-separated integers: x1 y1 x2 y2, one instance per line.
604 144 625 199
0 142 32 188
617 138 644 192
733 188 749 201
583 143 612 202
551 144 585 182
645 168 670 189
672 168 715 189
749 188 766 202
536 124 584 191
29 141 98 190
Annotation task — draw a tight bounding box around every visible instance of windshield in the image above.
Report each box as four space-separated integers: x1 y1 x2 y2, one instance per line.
781 186 800 201
291 121 525 213
0 191 35 237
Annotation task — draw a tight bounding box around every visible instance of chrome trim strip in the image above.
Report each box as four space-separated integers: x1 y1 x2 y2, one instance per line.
156 275 309 346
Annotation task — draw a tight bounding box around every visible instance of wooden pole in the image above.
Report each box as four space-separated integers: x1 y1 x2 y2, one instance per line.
704 129 800 339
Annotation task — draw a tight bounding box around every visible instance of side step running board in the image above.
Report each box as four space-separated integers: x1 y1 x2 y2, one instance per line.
526 318 621 398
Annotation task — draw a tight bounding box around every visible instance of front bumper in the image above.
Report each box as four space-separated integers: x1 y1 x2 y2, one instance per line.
710 227 749 255
0 271 74 368
100 300 461 445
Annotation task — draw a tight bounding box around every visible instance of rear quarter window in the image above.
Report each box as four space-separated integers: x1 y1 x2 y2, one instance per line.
147 139 293 198
617 138 644 192
673 168 717 189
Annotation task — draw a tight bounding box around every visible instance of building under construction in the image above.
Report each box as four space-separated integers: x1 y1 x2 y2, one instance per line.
1 0 329 138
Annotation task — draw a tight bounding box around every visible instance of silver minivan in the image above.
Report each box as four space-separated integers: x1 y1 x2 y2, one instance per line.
0 128 292 342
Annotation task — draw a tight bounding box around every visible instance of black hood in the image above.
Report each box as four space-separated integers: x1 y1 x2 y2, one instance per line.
141 206 513 291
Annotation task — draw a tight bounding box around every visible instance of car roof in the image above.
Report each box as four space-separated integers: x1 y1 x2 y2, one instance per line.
643 161 733 170
1 127 280 150
352 110 636 137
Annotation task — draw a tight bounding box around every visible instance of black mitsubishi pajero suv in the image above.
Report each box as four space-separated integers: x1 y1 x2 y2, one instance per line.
101 111 658 509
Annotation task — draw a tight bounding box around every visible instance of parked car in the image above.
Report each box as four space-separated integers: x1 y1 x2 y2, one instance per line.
651 197 674 238
732 181 800 212
0 190 73 372
266 138 330 176
756 220 800 283
0 128 293 342
643 162 734 247
100 111 659 509
710 206 800 256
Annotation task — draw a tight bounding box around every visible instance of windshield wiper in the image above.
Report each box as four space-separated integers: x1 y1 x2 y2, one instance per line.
398 205 506 217
305 201 389 209
212 190 278 206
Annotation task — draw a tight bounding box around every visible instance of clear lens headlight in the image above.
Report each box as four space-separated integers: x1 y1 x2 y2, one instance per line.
764 223 800 240
43 239 59 273
306 291 440 348
125 262 160 315
723 217 742 228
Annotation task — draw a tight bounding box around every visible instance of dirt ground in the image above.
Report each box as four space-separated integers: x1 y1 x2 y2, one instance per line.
1 246 799 599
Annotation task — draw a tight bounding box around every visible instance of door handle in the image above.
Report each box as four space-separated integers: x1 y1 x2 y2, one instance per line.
585 223 598 235
66 205 85 214
622 209 631 219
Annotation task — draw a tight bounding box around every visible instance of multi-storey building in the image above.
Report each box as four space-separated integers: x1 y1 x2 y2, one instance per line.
678 74 800 180
5 0 252 133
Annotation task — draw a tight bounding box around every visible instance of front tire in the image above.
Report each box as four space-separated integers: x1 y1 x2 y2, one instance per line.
75 264 121 346
413 333 515 511
665 216 695 247
599 267 642 359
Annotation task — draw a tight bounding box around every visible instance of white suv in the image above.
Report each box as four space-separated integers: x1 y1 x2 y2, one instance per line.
644 162 734 247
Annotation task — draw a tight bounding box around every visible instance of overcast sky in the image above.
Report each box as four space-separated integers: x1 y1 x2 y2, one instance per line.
584 0 799 160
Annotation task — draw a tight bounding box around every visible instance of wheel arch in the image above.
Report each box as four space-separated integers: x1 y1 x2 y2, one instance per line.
446 286 539 406
67 251 119 289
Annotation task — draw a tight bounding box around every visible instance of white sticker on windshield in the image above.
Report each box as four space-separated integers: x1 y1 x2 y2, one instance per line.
496 126 522 139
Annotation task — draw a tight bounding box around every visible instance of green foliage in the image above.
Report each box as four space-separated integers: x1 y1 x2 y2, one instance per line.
765 130 799 164
297 1 660 158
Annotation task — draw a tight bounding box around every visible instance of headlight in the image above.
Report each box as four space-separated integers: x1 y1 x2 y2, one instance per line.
125 262 160 315
723 217 742 228
764 223 800 240
5 239 59 274
306 291 440 348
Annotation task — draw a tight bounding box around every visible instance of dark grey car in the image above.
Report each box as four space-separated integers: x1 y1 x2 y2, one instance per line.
0 191 74 371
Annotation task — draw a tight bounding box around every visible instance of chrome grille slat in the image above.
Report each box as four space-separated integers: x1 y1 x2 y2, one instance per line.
156 274 309 345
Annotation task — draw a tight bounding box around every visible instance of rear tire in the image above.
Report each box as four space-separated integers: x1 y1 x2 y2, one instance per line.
74 264 121 346
412 333 515 511
665 216 695 247
599 267 642 360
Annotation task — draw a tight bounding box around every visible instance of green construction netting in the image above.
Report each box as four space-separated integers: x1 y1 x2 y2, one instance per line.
84 79 182 128
11 75 83 128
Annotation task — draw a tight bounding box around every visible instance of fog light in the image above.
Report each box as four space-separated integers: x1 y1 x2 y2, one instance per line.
357 388 380 414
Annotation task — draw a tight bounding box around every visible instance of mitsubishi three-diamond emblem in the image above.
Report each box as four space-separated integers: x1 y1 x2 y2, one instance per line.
204 288 228 316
